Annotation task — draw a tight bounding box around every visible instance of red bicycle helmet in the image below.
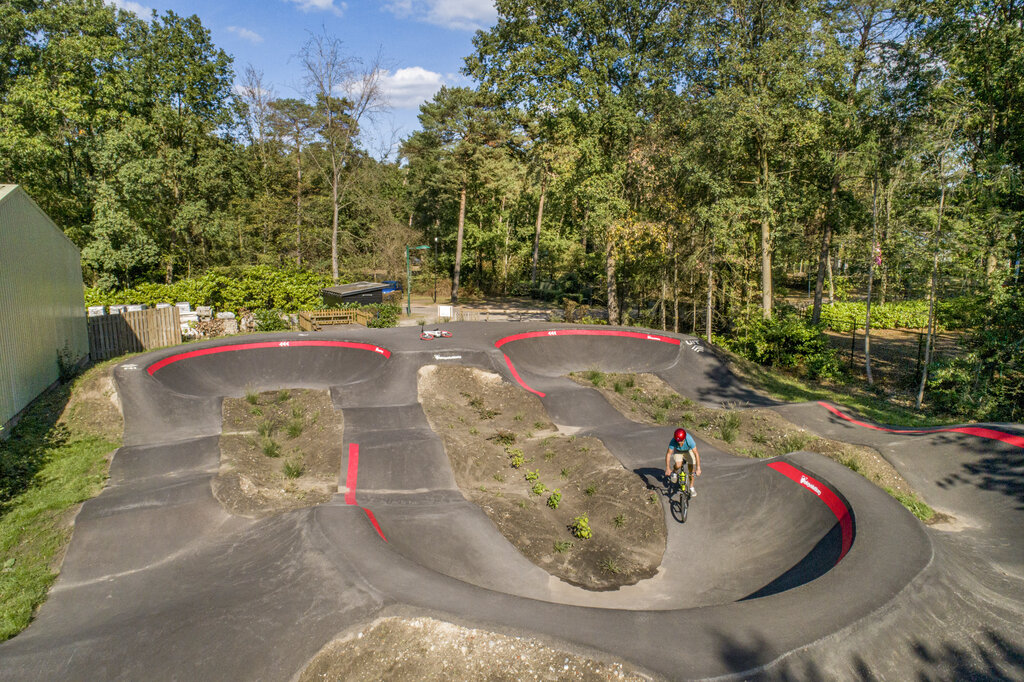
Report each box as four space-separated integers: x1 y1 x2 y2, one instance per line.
673 428 687 442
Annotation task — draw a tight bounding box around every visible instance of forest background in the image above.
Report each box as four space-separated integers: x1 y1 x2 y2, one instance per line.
1 0 1021 422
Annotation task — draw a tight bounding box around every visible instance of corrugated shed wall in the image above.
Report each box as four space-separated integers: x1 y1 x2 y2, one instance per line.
0 185 88 428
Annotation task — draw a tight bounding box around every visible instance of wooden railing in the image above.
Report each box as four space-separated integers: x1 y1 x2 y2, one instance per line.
298 309 374 331
88 307 181 360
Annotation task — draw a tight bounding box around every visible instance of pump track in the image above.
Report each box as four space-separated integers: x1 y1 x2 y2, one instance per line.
1 323 1023 680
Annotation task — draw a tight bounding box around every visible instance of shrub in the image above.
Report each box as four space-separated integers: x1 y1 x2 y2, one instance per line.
547 490 562 509
569 515 593 539
723 309 844 381
254 309 289 331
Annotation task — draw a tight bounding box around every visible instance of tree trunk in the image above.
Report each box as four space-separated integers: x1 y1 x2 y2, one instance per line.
826 254 835 304
605 230 618 326
706 233 715 343
916 179 947 410
531 176 546 285
295 139 302 267
865 174 879 385
331 157 340 284
760 145 773 320
811 181 839 324
673 239 679 333
451 184 467 303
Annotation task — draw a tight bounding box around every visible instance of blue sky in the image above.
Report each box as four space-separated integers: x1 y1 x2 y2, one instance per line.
108 0 498 154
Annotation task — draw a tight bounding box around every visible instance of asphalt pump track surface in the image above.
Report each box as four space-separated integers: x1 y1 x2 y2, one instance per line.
2 323 1023 680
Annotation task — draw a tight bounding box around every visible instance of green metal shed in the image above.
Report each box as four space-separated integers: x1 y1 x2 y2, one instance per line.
0 185 88 433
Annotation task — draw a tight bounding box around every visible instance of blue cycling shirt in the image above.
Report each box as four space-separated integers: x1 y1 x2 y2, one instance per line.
670 433 696 452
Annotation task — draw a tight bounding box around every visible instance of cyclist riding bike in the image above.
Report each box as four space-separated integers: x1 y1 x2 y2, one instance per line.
664 428 702 497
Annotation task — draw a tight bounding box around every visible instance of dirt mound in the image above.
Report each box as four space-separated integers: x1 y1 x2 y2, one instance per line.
418 365 666 590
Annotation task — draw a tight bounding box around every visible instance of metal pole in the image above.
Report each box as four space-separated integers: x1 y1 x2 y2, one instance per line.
406 246 412 315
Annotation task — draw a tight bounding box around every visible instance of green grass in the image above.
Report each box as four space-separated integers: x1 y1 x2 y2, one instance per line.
283 460 304 478
1 366 120 642
885 488 935 522
285 419 304 439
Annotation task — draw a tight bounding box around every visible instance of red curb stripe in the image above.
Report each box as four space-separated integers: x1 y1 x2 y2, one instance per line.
344 443 359 506
343 443 387 542
361 507 388 542
767 461 853 563
146 340 391 375
819 402 1024 449
503 354 545 397
494 328 682 349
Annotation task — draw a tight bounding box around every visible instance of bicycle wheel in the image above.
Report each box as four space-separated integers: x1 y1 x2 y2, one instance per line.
420 332 433 340
440 330 452 337
678 476 689 523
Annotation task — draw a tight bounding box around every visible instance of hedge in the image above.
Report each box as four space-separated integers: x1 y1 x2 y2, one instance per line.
812 297 980 332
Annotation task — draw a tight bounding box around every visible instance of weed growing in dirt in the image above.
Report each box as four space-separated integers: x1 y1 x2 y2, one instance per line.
600 557 620 574
518 499 529 509
647 493 658 504
534 421 546 430
553 540 573 553
779 432 811 452
721 413 741 443
493 473 505 482
752 432 769 444
652 409 667 424
493 430 516 446
613 514 626 528
841 456 863 473
584 370 606 387
584 484 597 496
885 487 935 521
507 448 525 468
286 420 304 439
245 390 259 405
257 420 276 437
469 427 479 435
276 390 290 403
543 450 556 461
531 482 547 495
525 469 539 481
547 490 562 509
249 406 263 417
614 381 625 393
569 515 593 539
560 468 571 478
514 412 523 421
262 439 282 458
283 460 304 478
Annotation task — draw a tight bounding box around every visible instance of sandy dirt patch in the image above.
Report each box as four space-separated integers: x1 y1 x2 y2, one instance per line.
213 389 343 517
298 616 651 682
418 365 666 590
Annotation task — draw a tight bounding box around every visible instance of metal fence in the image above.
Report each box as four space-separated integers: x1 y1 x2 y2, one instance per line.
88 307 181 360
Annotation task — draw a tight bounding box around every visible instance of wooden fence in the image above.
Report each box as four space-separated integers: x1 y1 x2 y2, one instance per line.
88 307 181 360
298 309 374 331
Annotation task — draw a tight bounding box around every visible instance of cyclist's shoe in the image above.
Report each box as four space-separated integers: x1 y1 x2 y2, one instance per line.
689 486 697 498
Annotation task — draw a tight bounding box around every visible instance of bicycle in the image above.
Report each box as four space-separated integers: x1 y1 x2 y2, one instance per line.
665 469 692 523
419 328 452 340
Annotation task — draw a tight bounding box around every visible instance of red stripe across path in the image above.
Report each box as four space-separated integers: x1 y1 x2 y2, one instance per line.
819 402 1024 449
343 443 387 542
146 340 391 375
494 328 682 349
495 329 681 395
767 461 853 562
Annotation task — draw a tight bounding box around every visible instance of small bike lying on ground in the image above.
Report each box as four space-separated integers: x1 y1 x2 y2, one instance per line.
419 328 453 340
666 469 692 523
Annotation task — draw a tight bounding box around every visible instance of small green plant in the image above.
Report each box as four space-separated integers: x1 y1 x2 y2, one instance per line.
518 499 529 509
245 389 259 405
647 493 658 504
569 515 593 539
525 469 540 481
779 432 811 452
752 432 769 444
840 455 863 473
553 540 573 553
660 396 674 409
492 473 505 482
257 419 276 437
600 557 620 574
514 412 524 421
534 421 546 430
276 389 291 403
494 430 516 446
578 445 591 454
885 487 935 521
543 450 556 461
249 406 263 417
721 413 741 444
464 393 484 409
613 381 625 394
547 490 562 509
585 369 606 387
469 426 479 435
291 406 303 419
283 460 304 478
652 409 667 424
584 483 597 496
531 482 547 496
613 513 626 528
560 468 570 478
286 419 304 439
508 448 525 468
262 439 282 458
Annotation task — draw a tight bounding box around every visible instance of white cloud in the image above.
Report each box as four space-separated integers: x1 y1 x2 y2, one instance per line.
384 0 496 31
107 0 152 16
286 0 347 16
380 66 444 109
227 26 264 44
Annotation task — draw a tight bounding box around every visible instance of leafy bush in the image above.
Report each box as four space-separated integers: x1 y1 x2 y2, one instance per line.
813 297 981 332
547 490 562 509
253 309 289 332
723 310 844 381
569 515 593 539
84 265 333 313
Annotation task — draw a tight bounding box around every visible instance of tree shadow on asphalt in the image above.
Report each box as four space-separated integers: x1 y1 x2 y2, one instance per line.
934 434 1024 511
714 627 1024 680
